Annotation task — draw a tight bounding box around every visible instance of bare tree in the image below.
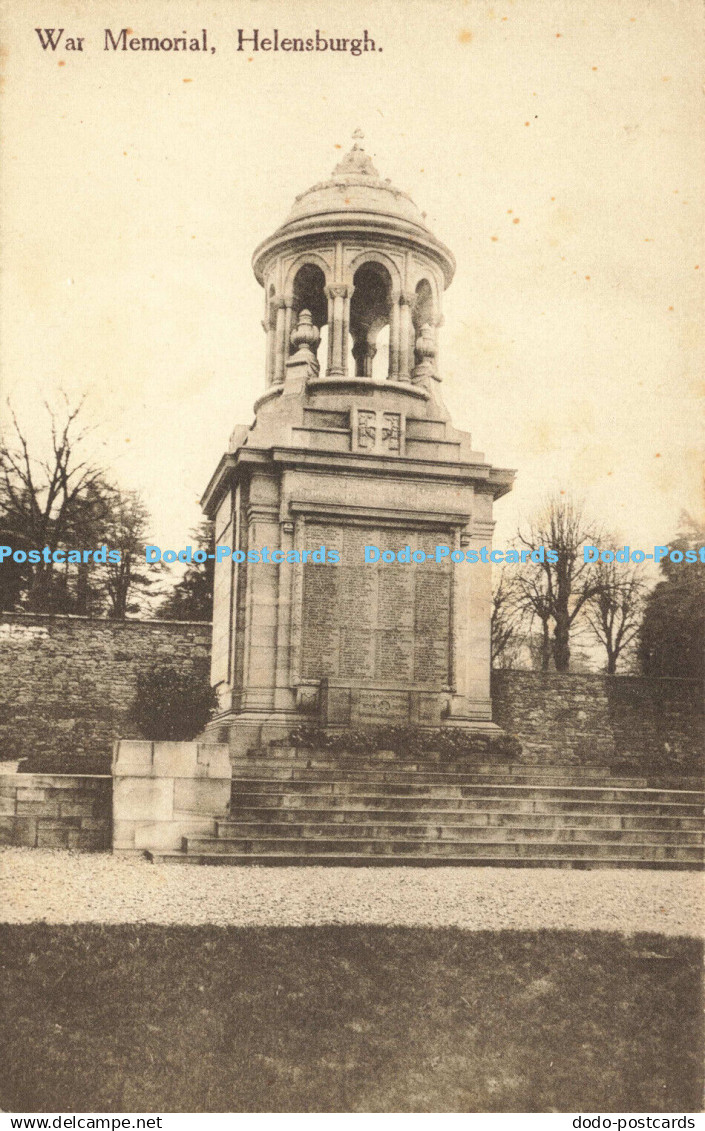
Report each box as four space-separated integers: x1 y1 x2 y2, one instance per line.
516 494 602 672
491 568 524 669
0 397 112 610
514 567 554 670
584 559 647 674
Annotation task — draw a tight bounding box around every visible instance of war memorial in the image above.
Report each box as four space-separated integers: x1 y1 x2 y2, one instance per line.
200 132 514 753
92 136 701 868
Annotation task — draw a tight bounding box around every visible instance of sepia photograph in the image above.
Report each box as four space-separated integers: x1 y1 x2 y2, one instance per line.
0 0 703 1119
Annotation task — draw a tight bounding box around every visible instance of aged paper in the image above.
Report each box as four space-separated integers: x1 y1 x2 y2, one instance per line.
0 0 703 1118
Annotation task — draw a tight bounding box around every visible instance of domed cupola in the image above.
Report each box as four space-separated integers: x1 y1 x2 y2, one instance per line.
252 131 455 390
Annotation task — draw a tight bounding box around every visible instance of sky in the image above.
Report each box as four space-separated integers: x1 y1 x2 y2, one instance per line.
1 0 702 556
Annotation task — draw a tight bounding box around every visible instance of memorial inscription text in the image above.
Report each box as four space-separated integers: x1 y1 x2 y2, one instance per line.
301 523 451 684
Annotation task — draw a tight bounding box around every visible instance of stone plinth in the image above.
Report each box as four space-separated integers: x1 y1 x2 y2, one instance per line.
202 382 512 754
112 740 231 854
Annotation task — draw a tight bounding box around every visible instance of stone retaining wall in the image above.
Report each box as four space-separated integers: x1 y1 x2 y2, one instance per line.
0 612 211 766
0 773 111 849
491 671 703 769
0 613 701 776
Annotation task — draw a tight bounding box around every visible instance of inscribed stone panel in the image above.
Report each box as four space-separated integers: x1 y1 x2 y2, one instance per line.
300 523 451 685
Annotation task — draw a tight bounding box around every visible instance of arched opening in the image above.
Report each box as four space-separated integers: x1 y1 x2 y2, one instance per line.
412 278 436 378
412 279 435 335
349 262 393 379
291 264 327 363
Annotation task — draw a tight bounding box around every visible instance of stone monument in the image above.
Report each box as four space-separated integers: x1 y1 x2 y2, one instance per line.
202 132 514 755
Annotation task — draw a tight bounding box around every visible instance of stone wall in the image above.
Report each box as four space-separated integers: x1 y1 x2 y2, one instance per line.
0 612 701 775
491 671 703 770
0 773 111 849
0 613 211 766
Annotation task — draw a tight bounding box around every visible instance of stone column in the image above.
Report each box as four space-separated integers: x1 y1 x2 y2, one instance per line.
284 305 294 365
272 520 297 712
412 323 437 383
241 475 281 712
433 312 444 377
262 313 276 388
447 511 495 722
341 288 350 378
364 344 377 379
326 289 335 373
398 292 415 383
273 298 294 386
352 336 376 378
388 296 401 380
325 285 350 377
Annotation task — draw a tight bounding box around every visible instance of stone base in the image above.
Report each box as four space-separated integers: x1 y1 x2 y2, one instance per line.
112 740 232 855
204 712 303 760
205 708 503 761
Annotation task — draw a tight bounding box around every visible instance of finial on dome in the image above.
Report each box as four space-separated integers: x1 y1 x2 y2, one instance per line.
332 129 379 177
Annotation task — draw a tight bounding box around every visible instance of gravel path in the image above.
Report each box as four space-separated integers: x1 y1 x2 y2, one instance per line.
1 848 703 935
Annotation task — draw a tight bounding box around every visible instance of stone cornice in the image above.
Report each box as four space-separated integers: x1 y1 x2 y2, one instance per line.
253 216 455 288
288 500 471 529
201 446 515 517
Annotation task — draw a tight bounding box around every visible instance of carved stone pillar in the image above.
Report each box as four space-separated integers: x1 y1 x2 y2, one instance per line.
398 292 415 382
412 323 437 384
241 489 281 713
341 288 350 377
263 302 278 387
287 309 320 381
388 296 401 380
283 304 294 369
447 517 494 722
433 312 444 378
272 519 297 712
273 298 289 386
325 284 350 377
352 337 376 378
351 339 366 378
364 344 377 379
326 289 335 373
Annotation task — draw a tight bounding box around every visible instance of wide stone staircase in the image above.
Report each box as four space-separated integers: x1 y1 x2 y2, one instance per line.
148 749 705 869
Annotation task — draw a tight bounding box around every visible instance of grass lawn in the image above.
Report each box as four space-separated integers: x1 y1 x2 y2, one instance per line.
0 925 702 1113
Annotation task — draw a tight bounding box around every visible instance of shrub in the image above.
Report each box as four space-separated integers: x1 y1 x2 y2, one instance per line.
131 664 218 741
283 725 521 761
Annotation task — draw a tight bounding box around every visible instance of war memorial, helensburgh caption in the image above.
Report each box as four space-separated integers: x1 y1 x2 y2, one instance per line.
200 133 514 755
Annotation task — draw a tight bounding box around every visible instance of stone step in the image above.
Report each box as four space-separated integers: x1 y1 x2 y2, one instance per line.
252 751 582 770
210 821 703 845
182 834 703 862
230 755 701 791
232 778 703 803
148 850 703 870
246 752 703 789
230 764 703 791
231 788 703 815
220 808 705 831
184 769 705 871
